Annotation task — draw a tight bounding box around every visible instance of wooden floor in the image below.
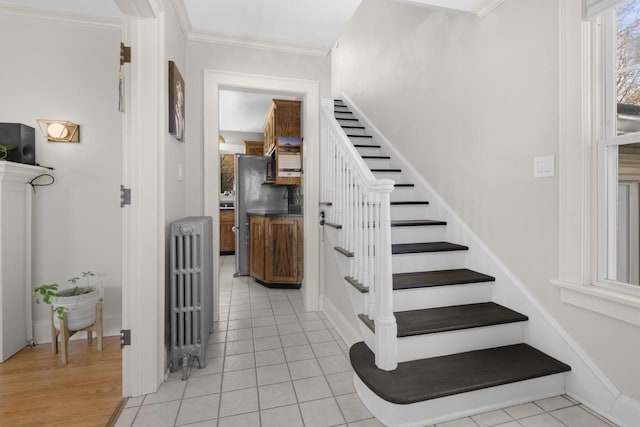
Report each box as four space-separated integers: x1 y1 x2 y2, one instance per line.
0 336 122 426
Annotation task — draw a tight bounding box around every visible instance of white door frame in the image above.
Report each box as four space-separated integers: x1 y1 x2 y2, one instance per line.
203 70 321 313
118 0 166 397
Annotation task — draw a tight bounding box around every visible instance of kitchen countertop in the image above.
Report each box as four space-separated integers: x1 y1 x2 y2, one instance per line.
246 208 303 217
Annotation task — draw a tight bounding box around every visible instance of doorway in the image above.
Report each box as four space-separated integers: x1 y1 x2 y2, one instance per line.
203 71 321 319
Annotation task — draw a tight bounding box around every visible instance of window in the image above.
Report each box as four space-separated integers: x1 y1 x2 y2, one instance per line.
598 0 640 289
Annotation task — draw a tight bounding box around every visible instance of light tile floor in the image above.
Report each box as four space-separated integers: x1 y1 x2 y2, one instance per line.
116 256 618 427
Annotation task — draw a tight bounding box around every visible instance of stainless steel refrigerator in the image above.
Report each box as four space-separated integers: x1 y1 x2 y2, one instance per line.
234 154 288 276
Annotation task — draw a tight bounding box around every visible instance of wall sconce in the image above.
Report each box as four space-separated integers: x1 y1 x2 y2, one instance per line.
36 120 80 142
218 135 225 144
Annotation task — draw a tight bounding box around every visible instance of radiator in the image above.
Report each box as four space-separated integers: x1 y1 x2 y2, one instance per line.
170 216 214 379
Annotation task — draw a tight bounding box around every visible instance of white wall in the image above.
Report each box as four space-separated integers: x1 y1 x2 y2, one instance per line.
332 0 640 402
185 42 331 215
162 0 188 369
219 130 264 154
0 12 122 341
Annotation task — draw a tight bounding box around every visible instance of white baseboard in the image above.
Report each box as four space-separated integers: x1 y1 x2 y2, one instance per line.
580 393 640 427
322 296 362 347
32 314 122 344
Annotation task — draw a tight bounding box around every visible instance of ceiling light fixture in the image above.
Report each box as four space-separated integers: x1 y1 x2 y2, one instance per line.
36 119 80 142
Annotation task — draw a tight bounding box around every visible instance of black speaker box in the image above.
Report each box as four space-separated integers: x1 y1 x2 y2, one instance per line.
0 123 36 165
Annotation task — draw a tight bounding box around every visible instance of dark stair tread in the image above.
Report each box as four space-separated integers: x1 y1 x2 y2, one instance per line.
348 134 373 138
392 242 467 254
390 201 428 205
334 246 353 257
354 144 381 148
335 111 354 114
341 125 365 129
393 269 495 290
394 183 415 188
359 302 528 337
371 168 401 173
337 117 358 121
349 342 571 404
391 220 446 227
362 155 391 159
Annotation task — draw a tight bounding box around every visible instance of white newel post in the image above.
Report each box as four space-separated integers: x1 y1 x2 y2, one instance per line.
0 162 48 362
374 181 397 371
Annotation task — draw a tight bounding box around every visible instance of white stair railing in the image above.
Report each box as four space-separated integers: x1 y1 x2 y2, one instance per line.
320 100 398 371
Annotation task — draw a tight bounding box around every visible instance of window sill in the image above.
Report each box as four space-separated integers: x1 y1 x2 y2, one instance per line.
551 280 640 326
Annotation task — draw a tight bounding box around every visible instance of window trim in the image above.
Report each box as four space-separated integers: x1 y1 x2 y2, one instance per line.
554 0 640 325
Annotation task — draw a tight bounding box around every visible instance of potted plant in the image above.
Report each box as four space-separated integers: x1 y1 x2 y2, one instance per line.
0 144 15 160
33 271 102 331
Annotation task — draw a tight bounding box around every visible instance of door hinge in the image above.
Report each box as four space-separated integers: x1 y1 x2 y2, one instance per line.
120 329 131 348
120 185 131 207
120 42 131 65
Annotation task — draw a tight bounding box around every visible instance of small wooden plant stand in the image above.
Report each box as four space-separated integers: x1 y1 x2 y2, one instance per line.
50 303 103 364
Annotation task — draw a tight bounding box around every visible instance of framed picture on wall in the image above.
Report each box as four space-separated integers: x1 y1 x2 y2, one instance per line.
168 61 185 141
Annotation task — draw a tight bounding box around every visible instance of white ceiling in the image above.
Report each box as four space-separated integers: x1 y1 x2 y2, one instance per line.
0 0 503 132
185 0 361 49
219 91 299 133
0 0 361 51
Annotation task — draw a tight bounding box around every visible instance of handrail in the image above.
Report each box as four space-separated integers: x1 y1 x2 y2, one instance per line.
320 100 398 371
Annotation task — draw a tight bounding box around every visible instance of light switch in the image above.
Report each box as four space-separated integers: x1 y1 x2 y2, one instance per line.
534 155 555 178
178 163 184 182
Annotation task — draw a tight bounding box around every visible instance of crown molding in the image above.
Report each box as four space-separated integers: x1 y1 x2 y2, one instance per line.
396 0 504 17
188 29 330 57
470 0 505 17
0 3 121 29
171 0 191 37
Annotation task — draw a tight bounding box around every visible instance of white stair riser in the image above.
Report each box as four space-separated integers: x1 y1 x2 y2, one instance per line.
355 146 382 156
344 279 367 316
335 112 355 119
393 282 492 311
364 157 392 169
390 205 430 221
390 188 418 201
391 225 446 244
354 373 567 427
358 322 523 362
343 127 367 136
397 323 524 362
372 171 402 182
337 118 359 126
392 251 467 273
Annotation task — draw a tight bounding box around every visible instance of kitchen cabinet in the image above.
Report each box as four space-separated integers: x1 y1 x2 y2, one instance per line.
249 216 266 281
244 140 264 156
220 209 235 254
263 99 302 186
249 214 303 286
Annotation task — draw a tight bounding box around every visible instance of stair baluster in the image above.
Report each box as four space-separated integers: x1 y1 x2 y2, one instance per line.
320 102 398 370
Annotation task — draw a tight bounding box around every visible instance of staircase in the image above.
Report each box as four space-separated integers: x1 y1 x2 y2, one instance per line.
321 99 571 426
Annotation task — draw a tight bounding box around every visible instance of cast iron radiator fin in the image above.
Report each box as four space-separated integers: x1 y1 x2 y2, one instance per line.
170 216 214 380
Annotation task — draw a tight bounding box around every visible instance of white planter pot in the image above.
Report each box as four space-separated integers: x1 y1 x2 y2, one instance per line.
52 288 100 331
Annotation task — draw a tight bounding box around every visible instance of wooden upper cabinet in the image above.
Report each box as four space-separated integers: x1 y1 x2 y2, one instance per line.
264 100 300 155
244 140 264 156
263 99 302 185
